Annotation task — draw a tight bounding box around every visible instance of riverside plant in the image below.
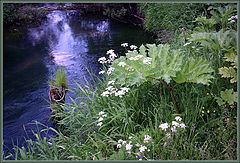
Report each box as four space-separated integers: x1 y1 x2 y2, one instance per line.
98 43 214 114
49 67 68 115
108 116 187 160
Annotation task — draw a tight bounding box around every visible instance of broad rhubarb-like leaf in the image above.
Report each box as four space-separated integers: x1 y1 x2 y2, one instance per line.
173 57 214 85
215 89 237 106
109 44 214 87
219 66 237 83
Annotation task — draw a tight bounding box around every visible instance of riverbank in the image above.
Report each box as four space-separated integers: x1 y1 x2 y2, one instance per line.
3 6 155 158
3 2 237 160
4 3 144 32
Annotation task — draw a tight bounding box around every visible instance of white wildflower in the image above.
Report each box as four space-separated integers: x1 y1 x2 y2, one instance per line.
106 86 117 94
125 66 134 71
139 145 147 153
130 45 138 50
143 57 152 65
171 126 177 132
106 49 114 55
109 53 117 61
107 67 115 75
180 123 186 129
166 133 171 139
147 149 150 152
230 19 235 23
183 42 191 46
108 80 115 85
98 57 107 64
121 43 128 47
129 57 136 61
118 61 127 67
144 135 151 143
117 144 122 148
101 91 110 97
126 143 133 151
97 122 103 126
159 123 169 131
99 111 105 115
129 55 143 61
99 70 105 75
129 136 133 139
135 143 140 147
121 87 130 93
122 141 127 144
175 116 182 121
164 142 168 147
98 117 103 122
115 90 125 98
172 121 180 127
106 86 114 91
118 139 123 144
102 114 107 117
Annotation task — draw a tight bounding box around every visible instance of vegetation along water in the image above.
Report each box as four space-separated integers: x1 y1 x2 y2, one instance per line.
2 3 237 160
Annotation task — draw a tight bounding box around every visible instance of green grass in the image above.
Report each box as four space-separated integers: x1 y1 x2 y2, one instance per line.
4 60 236 160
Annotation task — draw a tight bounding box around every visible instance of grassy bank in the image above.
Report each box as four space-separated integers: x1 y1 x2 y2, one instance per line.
3 3 237 160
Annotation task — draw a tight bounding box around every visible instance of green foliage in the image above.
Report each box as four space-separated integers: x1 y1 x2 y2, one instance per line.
218 66 237 83
193 4 237 32
215 89 237 106
139 3 206 32
218 48 237 83
49 68 68 89
173 57 214 85
189 29 237 54
110 44 214 86
207 4 237 31
4 3 237 161
3 3 49 28
193 16 217 32
103 7 127 19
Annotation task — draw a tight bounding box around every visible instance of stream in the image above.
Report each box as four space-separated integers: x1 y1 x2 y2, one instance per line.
3 9 154 154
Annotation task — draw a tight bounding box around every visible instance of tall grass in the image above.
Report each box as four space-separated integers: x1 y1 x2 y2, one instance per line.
4 57 236 160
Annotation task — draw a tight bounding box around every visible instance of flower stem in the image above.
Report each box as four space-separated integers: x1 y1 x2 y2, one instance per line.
169 88 180 114
152 77 180 114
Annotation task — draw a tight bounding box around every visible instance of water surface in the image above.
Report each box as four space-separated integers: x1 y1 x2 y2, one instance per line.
3 10 154 154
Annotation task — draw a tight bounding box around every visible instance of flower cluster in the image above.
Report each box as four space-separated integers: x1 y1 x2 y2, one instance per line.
116 134 152 160
130 45 138 50
142 57 152 65
121 43 128 47
159 116 186 134
129 55 144 61
118 61 127 67
98 49 117 64
228 15 238 23
96 111 107 127
107 67 115 75
101 80 130 98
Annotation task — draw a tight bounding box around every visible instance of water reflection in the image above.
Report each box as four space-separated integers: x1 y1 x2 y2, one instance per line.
4 9 154 155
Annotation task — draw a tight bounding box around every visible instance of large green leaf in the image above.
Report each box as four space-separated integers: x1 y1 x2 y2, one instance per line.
219 66 237 83
173 57 214 85
215 89 237 106
190 29 237 53
109 44 214 87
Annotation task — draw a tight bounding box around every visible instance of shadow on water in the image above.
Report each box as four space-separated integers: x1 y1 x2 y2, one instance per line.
3 9 154 155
